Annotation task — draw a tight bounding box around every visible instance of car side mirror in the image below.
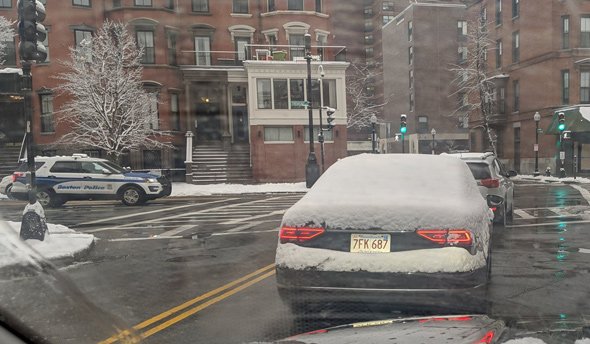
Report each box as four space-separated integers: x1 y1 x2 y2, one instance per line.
124 167 131 172
102 169 112 175
507 170 517 177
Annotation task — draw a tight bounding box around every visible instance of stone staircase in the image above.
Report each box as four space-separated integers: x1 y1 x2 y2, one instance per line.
191 142 254 184
0 145 22 177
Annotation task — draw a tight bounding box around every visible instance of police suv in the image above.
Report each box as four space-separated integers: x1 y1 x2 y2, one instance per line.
10 154 172 207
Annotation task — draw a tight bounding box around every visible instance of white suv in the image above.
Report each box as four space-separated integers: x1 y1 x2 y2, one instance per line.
448 152 516 225
10 154 172 207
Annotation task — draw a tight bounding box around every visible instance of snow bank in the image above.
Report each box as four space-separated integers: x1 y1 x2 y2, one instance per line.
170 182 307 196
503 339 547 344
0 221 94 268
276 244 485 273
514 175 590 184
282 154 489 232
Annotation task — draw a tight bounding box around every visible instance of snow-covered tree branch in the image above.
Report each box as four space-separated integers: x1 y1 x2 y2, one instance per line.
55 20 172 162
450 6 498 154
346 60 391 129
0 16 15 65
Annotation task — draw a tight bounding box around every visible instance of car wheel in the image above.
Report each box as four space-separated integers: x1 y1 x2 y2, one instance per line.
36 189 63 208
5 184 14 200
493 204 506 227
121 186 146 206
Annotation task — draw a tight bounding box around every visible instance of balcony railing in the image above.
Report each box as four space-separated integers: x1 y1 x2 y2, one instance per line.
180 44 347 67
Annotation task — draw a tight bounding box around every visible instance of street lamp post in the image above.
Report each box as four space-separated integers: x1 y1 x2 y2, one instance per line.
431 128 436 155
533 112 541 176
304 33 320 188
370 114 377 153
318 65 325 172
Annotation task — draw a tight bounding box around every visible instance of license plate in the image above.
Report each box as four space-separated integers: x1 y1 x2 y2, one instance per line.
350 233 391 253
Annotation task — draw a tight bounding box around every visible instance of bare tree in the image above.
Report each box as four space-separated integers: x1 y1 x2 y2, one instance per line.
0 16 14 65
450 5 498 155
55 20 171 163
346 60 391 129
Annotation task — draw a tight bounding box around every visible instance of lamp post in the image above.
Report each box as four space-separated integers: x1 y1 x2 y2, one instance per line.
318 65 325 172
304 33 320 187
533 111 541 176
370 114 377 153
431 128 436 155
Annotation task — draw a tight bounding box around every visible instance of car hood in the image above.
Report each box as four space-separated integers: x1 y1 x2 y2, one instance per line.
124 171 160 179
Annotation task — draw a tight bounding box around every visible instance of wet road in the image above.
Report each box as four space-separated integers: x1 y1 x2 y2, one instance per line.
2 182 590 343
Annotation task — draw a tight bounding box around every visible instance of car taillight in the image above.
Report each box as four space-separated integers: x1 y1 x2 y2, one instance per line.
475 330 495 343
480 178 500 188
12 172 25 183
280 226 325 244
416 229 473 247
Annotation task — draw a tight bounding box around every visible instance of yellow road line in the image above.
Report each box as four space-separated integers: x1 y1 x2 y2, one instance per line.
99 263 275 344
141 270 276 339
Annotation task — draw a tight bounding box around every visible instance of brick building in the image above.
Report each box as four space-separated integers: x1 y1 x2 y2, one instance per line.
0 0 349 183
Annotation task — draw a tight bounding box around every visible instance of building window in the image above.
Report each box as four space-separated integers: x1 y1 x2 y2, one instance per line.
257 79 272 109
409 92 415 112
290 79 305 109
267 0 275 12
582 16 590 48
167 31 177 66
417 116 428 133
194 36 211 66
364 19 373 32
113 0 121 7
2 38 16 66
458 46 467 63
408 21 413 41
273 79 288 109
498 87 506 114
232 0 248 13
495 0 502 25
383 15 394 25
513 80 519 112
496 39 502 68
305 126 333 142
481 6 487 22
512 31 519 63
235 37 250 61
146 91 159 130
409 69 414 89
321 79 337 108
382 1 393 11
170 93 180 131
315 0 322 12
562 16 570 49
73 0 90 6
365 47 374 59
408 46 413 65
288 0 303 11
458 20 467 37
136 31 155 64
40 94 54 133
164 0 174 9
74 29 92 48
364 34 373 45
192 0 209 12
364 6 373 17
581 71 590 104
134 0 151 6
562 69 570 104
0 0 10 8
264 127 293 142
512 0 519 18
289 34 305 59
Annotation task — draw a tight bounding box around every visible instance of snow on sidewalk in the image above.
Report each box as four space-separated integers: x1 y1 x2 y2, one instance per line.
170 182 308 196
514 175 590 184
1 221 95 268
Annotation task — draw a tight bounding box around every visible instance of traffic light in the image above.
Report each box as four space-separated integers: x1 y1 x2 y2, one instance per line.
557 112 566 132
325 107 336 130
400 114 407 134
17 0 47 62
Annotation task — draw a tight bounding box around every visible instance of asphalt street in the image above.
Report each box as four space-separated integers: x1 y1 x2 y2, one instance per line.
2 182 590 343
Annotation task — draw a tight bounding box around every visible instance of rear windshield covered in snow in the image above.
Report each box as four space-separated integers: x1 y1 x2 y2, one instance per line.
467 163 491 180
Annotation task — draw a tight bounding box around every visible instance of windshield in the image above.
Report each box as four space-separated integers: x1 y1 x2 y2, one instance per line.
1 1 589 343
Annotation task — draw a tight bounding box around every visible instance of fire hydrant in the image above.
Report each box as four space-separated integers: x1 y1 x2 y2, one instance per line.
544 166 551 177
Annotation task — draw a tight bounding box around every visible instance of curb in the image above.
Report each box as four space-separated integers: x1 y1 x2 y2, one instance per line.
51 237 96 268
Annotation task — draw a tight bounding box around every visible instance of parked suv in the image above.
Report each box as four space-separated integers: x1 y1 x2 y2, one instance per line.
447 152 516 225
10 154 171 207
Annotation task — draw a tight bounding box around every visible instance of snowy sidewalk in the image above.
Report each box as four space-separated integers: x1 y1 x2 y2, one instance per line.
513 175 590 184
169 182 308 197
1 222 95 269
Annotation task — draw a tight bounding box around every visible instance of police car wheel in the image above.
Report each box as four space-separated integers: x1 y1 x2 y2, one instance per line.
121 186 146 206
36 189 63 208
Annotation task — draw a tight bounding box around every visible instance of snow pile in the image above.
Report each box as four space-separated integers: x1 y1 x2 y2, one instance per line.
276 154 490 273
277 244 485 273
503 339 547 344
514 175 590 184
170 182 308 196
0 221 94 268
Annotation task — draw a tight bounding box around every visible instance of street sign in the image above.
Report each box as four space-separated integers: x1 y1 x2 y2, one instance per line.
534 144 538 152
560 151 565 160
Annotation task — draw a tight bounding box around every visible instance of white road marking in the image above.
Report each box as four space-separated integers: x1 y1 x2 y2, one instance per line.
76 198 238 226
507 219 590 228
514 209 535 219
220 210 285 225
579 248 590 254
569 184 590 206
159 224 197 237
107 228 280 242
226 221 265 233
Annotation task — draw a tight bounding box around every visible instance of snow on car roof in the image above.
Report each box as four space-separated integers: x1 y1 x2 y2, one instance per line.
282 154 489 232
445 152 495 160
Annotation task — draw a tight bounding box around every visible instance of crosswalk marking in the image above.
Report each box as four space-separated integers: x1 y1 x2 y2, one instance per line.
514 209 535 219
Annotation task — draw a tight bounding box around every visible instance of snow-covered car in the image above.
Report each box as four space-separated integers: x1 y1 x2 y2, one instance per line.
275 154 493 313
10 154 171 207
447 152 516 226
0 175 12 198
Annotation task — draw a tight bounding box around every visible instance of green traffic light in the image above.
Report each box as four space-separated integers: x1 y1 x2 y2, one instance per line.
400 127 407 134
558 123 565 131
